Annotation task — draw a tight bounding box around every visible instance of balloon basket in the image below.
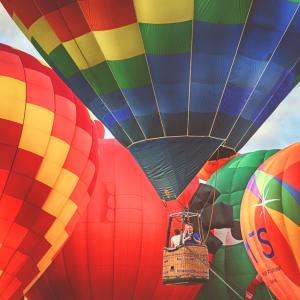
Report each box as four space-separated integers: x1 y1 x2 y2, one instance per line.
162 245 209 285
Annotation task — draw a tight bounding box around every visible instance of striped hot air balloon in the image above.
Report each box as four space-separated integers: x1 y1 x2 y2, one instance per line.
241 142 300 300
2 0 300 200
0 44 99 300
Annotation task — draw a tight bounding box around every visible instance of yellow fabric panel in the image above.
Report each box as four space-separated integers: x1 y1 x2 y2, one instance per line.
19 104 54 156
54 169 79 197
44 136 70 166
51 230 69 254
63 32 105 69
36 159 62 188
0 77 26 124
59 200 77 225
42 189 68 217
133 0 193 24
44 219 65 245
23 104 54 133
94 24 144 61
267 208 300 271
29 17 61 54
19 126 51 157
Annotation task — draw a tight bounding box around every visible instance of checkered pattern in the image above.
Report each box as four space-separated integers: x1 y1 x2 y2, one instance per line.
0 44 98 300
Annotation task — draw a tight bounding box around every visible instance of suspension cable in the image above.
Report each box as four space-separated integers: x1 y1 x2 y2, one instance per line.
210 267 244 300
204 148 220 242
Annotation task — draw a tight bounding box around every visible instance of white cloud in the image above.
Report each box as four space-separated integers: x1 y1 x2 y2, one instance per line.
241 84 300 153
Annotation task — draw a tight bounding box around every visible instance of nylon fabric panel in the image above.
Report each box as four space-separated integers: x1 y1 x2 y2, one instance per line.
26 139 201 300
0 44 99 299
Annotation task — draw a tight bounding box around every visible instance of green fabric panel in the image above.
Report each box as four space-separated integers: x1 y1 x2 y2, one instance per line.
82 62 119 95
208 149 279 221
47 44 79 79
140 21 192 55
258 172 300 226
108 55 150 89
197 244 273 300
195 0 252 24
281 186 300 226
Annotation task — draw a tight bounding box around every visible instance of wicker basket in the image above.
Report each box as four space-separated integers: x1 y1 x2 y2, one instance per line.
162 245 209 285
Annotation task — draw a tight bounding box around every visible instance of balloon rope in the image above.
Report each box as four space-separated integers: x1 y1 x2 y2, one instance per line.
266 286 274 300
210 267 244 300
196 211 203 245
204 149 220 242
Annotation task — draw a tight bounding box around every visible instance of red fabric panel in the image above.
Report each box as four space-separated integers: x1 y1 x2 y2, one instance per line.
46 2 91 42
0 120 22 146
0 49 24 81
0 195 23 221
25 68 55 111
26 181 51 207
12 149 43 178
78 0 137 30
15 202 54 235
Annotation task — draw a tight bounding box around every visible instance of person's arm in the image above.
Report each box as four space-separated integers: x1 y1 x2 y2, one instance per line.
183 234 191 244
171 237 175 248
192 233 201 245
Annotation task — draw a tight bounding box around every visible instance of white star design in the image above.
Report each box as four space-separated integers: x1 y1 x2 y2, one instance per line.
251 184 280 221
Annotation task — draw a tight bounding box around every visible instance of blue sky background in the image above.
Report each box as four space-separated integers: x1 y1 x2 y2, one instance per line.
1 3 299 153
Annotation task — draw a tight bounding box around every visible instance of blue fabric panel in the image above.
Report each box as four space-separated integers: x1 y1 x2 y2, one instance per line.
239 0 298 60
122 86 159 116
190 83 223 113
218 84 252 117
129 137 223 200
190 22 244 115
147 54 189 114
68 72 98 106
122 86 164 137
239 11 300 122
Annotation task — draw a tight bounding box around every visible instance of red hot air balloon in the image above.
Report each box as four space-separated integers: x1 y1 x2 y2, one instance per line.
26 139 201 300
0 44 99 300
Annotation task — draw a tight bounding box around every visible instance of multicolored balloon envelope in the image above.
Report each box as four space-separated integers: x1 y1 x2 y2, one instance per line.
196 150 278 300
26 139 200 300
3 1 300 199
241 142 300 300
0 44 98 299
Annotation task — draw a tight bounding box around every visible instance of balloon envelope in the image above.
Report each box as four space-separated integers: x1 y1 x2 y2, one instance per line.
241 142 300 300
0 44 99 299
197 150 278 300
3 0 300 199
26 139 200 300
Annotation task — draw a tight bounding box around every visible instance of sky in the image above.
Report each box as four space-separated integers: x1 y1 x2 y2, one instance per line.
1 3 300 153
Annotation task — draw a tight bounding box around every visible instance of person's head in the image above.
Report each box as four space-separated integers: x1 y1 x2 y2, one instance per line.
185 224 193 233
174 229 180 236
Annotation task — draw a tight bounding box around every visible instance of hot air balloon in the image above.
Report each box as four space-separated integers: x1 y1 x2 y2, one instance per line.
241 142 300 300
0 44 99 300
25 139 200 300
3 0 300 200
190 150 278 300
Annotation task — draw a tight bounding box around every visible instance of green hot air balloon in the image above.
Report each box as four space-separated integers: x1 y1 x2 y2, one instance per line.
196 150 278 300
